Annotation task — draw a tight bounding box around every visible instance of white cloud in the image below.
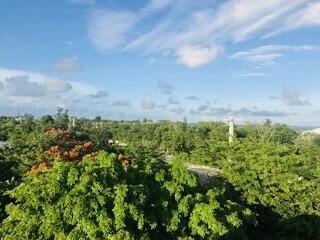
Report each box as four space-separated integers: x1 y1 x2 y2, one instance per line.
221 0 307 41
88 0 319 67
235 72 268 78
289 2 320 28
177 44 224 68
67 80 100 96
142 0 173 14
230 44 317 65
53 57 81 73
265 2 320 37
89 10 138 51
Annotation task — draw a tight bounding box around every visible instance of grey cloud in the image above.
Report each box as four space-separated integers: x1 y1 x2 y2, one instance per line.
158 80 175 95
3 75 72 97
170 107 185 114
269 96 279 100
198 104 209 112
90 90 108 98
53 57 81 73
208 107 289 117
5 75 47 97
190 105 289 117
0 82 3 91
185 95 200 101
205 107 231 116
281 89 310 106
141 96 156 110
167 97 179 105
157 104 167 111
189 103 210 114
45 79 72 92
249 110 289 117
112 99 131 107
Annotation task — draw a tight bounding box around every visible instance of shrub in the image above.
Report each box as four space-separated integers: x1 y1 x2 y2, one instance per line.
0 151 254 239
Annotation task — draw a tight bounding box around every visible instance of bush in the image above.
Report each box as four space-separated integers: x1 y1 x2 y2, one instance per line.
221 140 320 239
0 151 254 239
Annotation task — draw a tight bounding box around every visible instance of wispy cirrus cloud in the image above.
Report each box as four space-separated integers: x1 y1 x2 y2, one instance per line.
230 44 317 65
88 0 320 68
89 10 138 51
235 72 268 78
265 2 320 37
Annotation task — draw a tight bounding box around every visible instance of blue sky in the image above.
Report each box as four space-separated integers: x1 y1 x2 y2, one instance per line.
0 0 320 125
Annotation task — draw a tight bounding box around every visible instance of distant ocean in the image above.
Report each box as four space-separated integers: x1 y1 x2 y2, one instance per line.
290 126 319 132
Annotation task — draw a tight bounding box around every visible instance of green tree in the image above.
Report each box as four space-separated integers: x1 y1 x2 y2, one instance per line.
54 107 69 129
221 139 320 239
0 152 254 239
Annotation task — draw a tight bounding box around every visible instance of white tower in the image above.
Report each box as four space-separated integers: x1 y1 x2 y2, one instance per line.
228 117 235 144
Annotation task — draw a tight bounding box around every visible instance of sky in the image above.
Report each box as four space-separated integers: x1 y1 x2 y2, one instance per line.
0 0 320 125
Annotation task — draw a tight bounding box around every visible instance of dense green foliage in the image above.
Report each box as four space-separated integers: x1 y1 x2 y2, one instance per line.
0 152 254 239
0 111 319 239
222 140 320 239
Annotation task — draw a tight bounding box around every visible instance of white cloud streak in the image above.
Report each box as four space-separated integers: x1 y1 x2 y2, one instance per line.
88 0 319 67
230 44 317 65
89 10 138 51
